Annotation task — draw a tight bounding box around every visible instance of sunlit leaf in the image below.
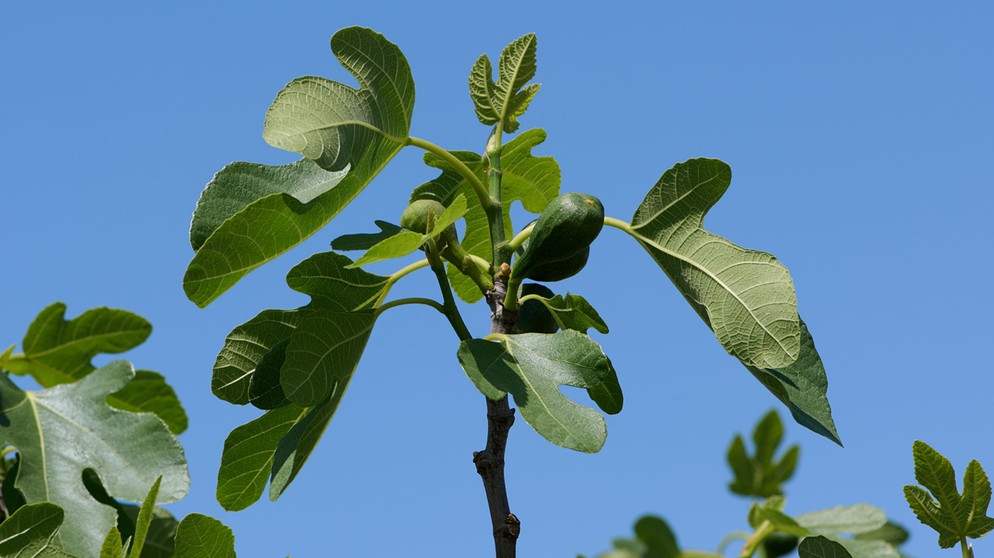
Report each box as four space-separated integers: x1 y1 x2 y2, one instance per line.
537 293 609 334
0 363 189 557
185 27 414 307
469 33 539 132
458 330 621 452
628 158 800 369
348 194 467 268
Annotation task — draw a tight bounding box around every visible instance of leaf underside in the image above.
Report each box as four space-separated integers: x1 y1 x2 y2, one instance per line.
185 26 414 307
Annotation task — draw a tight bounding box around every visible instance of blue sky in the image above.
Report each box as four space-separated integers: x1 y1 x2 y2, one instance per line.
2 2 992 556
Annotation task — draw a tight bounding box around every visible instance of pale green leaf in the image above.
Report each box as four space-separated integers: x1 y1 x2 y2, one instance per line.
348 194 467 268
281 310 375 406
458 330 620 453
798 536 853 558
331 220 402 251
413 129 560 302
174 514 236 558
538 293 609 334
185 27 413 307
745 321 841 445
0 503 74 558
468 33 539 132
129 477 162 558
3 303 150 386
796 505 887 537
189 159 349 251
118 505 179 558
0 363 189 557
629 158 800 369
263 26 413 170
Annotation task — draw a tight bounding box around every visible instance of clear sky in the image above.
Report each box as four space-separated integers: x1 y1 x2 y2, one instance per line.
2 2 992 556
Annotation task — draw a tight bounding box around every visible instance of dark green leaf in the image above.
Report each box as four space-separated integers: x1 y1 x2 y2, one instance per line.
0 363 189 557
2 455 27 518
0 503 73 557
904 440 994 547
745 321 841 445
185 27 414 307
286 251 390 311
280 310 375 407
798 536 853 558
174 514 236 558
248 339 290 410
212 309 303 405
412 129 560 302
628 158 800 369
3 303 150 386
216 405 306 511
331 220 402 251
458 330 621 452
269 396 338 501
632 515 680 558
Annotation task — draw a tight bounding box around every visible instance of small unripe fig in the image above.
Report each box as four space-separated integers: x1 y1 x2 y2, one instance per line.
400 199 446 234
513 283 559 334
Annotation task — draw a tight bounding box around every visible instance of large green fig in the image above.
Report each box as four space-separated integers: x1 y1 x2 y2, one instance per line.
512 192 604 281
513 283 559 334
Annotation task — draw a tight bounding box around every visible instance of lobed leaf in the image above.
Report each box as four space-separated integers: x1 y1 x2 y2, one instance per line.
0 503 73 558
458 330 621 452
0 363 189 557
3 302 150 386
727 410 800 497
629 158 800 369
331 220 402 251
412 129 560 302
468 33 539 132
185 27 413 307
174 514 236 558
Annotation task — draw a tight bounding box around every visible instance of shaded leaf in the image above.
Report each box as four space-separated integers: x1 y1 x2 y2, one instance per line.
185 27 413 307
331 220 402 251
745 321 841 445
174 514 235 558
727 410 799 498
0 362 189 557
458 330 621 452
412 128 560 302
0 503 73 558
280 310 375 407
269 396 338 501
286 251 391 311
111 371 188 435
633 515 680 558
212 309 303 405
248 339 290 410
798 536 853 558
469 33 539 132
537 293 610 334
628 158 800 369
904 440 994 548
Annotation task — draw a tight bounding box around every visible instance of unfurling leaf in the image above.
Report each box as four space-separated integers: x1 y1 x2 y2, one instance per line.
0 362 189 557
727 410 800 497
904 440 994 548
185 27 414 307
469 33 539 133
458 330 622 453
628 158 800 369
